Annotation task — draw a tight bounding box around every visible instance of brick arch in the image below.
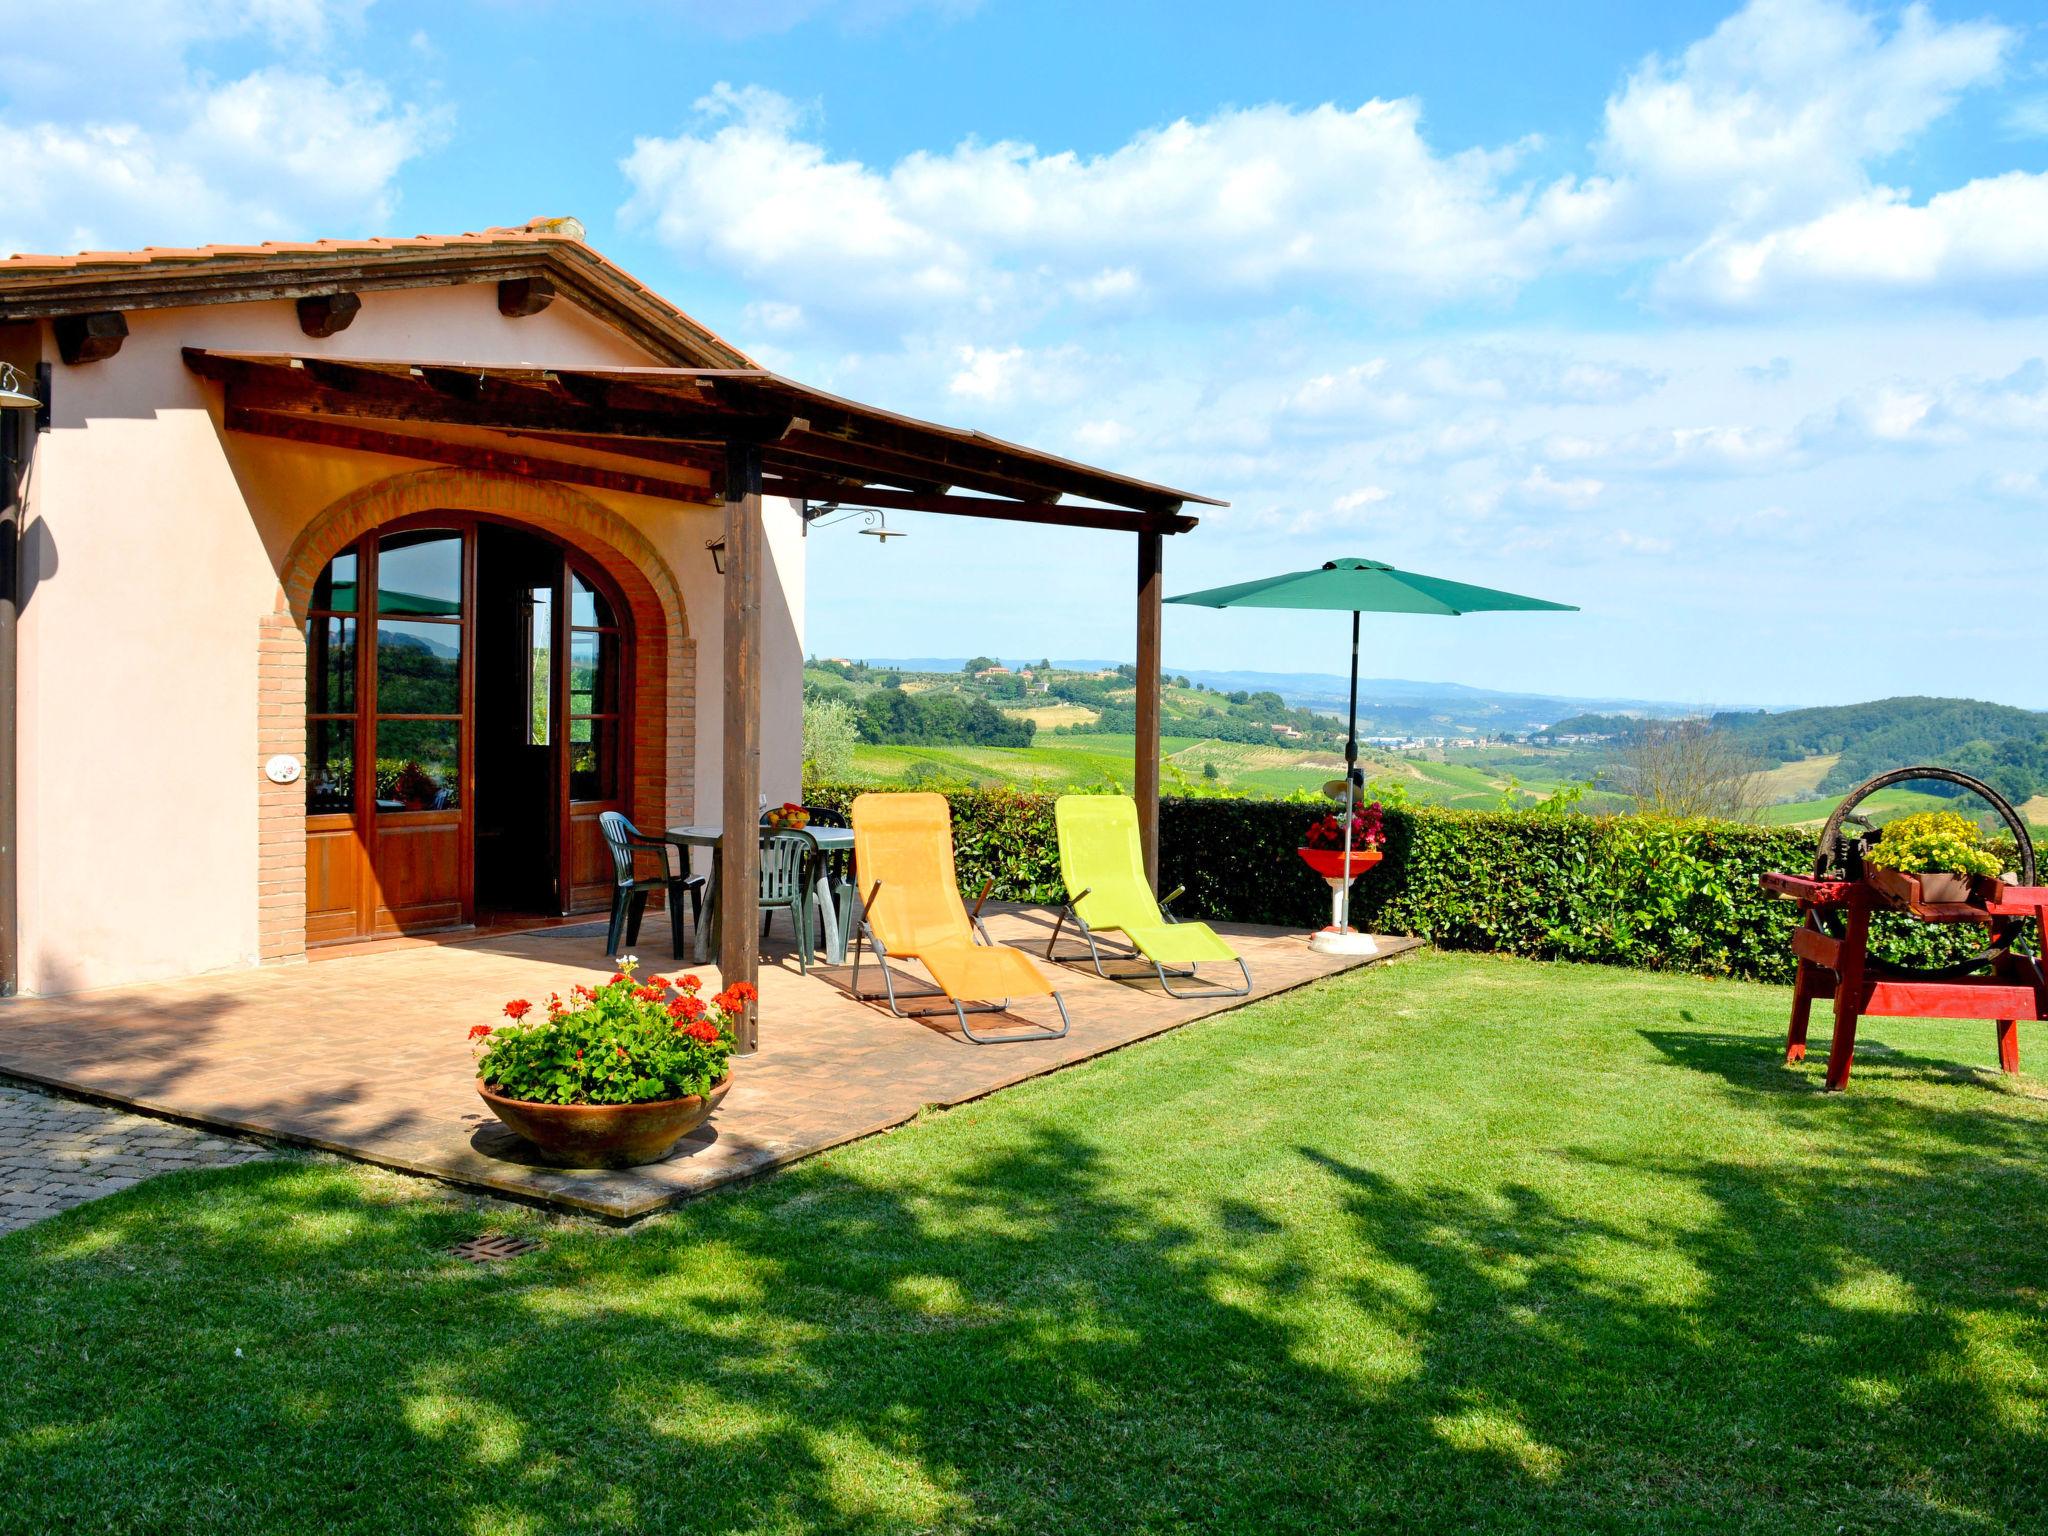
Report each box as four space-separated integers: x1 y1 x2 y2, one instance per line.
257 468 697 964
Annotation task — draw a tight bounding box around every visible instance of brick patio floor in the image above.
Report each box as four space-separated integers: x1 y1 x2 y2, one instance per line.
0 905 1416 1220
0 1081 270 1234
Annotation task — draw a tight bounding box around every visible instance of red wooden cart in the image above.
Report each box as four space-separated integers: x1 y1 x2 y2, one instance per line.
1760 870 2041 1090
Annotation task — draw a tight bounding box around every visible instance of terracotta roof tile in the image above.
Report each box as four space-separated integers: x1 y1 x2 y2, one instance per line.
2 222 568 271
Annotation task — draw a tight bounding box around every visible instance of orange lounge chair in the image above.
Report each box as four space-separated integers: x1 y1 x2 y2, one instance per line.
849 792 1071 1043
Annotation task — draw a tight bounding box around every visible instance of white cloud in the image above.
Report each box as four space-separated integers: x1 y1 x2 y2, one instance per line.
1614 529 1676 555
1657 171 2048 308
0 3 443 256
947 344 1025 401
621 83 1579 328
1595 0 2010 237
1808 359 2048 447
1518 466 1605 509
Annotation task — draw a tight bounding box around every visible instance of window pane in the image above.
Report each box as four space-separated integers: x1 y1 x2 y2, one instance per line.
376 620 462 714
569 717 617 802
376 719 461 810
311 549 358 613
567 630 615 714
526 586 552 747
377 530 463 616
306 719 354 816
569 571 615 629
306 616 355 714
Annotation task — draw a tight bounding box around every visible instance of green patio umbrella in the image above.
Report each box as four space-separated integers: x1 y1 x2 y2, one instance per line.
1166 557 1576 951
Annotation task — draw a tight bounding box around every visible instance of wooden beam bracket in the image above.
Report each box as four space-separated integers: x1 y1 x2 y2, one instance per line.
295 292 361 338
54 311 126 365
497 276 556 318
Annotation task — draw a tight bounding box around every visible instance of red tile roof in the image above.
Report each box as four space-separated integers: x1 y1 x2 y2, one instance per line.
0 219 750 369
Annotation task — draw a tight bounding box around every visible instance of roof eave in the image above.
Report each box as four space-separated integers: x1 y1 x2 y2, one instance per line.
0 239 752 370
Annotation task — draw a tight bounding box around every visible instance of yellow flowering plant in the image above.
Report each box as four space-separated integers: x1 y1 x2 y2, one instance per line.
1864 811 2003 878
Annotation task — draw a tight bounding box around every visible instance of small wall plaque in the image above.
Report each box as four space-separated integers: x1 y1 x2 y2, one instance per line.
265 754 303 785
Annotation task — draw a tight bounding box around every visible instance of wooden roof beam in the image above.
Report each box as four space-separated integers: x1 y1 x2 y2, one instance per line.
224 409 713 504
760 475 1196 535
216 374 796 445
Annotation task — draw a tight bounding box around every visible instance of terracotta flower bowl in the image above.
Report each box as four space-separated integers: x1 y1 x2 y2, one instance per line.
476 1075 732 1169
1295 846 1383 880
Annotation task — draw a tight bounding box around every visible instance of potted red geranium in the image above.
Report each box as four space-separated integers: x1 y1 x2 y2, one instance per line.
1296 801 1385 880
470 958 748 1169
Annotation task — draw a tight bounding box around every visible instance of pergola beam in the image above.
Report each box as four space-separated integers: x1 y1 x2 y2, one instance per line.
761 477 1195 536
222 409 712 502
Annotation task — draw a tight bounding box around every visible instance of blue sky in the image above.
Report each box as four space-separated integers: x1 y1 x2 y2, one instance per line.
10 0 2048 707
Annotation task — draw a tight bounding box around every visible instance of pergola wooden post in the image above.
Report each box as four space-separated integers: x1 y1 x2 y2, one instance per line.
719 439 764 1053
1135 531 1163 891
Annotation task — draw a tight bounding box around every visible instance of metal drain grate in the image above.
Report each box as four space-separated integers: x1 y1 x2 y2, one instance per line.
451 1234 543 1264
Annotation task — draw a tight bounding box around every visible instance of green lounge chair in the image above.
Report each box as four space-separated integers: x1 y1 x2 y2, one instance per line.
1049 795 1251 998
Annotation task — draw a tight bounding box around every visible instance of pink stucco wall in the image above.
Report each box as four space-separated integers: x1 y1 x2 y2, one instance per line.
15 282 803 996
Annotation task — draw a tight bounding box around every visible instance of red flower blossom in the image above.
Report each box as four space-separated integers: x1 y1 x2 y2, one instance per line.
570 983 595 1001
685 1019 720 1043
468 1024 493 1041
609 971 629 985
670 996 707 1022
730 981 758 1003
679 974 702 993
503 999 532 1021
634 985 665 1003
642 975 668 991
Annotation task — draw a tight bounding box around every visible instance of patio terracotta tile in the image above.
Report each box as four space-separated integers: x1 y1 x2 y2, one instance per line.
0 905 1416 1219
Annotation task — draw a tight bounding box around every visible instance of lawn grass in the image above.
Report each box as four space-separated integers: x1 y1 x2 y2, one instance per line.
4 952 2046 1533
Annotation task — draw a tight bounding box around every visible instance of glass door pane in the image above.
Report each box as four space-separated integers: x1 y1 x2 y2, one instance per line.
526 586 552 746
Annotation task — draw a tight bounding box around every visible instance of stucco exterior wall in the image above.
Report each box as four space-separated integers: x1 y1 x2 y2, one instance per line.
15 282 803 996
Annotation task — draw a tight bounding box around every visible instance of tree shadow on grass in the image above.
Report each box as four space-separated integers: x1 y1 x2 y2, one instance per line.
2 1057 2045 1533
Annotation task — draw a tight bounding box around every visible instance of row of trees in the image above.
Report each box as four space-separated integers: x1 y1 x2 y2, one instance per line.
808 681 1034 750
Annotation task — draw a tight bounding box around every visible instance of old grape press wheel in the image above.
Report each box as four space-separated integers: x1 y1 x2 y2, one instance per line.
1760 765 2040 1089
1810 766 2035 981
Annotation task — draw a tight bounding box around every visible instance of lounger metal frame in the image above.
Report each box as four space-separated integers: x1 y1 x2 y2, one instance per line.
1045 884 1252 1000
849 881 1072 1044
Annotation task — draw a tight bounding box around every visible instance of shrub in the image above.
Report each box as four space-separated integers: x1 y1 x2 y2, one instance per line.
802 696 858 783
805 782 2007 983
472 961 745 1106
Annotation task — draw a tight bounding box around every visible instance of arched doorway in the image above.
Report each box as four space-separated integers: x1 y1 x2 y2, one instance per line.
302 512 637 943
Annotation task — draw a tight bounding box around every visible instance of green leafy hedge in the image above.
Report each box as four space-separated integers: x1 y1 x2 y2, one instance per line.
804 784 2003 983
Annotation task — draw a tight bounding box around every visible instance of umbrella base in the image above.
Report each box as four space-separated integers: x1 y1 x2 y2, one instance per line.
1310 927 1379 957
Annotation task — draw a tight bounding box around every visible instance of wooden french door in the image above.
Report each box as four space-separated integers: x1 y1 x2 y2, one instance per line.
303 515 633 945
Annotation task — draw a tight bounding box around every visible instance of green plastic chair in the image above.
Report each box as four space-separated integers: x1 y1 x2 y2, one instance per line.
758 828 818 974
1048 795 1250 998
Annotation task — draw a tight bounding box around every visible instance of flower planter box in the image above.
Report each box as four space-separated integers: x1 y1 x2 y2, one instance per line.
478 1074 731 1169
1867 866 1974 907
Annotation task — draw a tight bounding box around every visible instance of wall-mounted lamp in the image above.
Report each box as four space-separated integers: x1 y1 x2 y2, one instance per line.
706 535 727 575
801 499 907 543
0 363 39 413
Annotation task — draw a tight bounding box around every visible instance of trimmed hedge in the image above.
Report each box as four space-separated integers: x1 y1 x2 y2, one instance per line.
805 785 1999 984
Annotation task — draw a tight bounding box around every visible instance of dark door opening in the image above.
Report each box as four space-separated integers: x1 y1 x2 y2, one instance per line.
473 525 561 918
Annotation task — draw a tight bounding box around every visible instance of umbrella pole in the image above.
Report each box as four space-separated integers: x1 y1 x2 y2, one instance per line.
1313 610 1376 956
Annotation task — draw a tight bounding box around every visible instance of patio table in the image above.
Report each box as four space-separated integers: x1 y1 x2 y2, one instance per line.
806 825 856 966
659 825 724 965
660 823 855 967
